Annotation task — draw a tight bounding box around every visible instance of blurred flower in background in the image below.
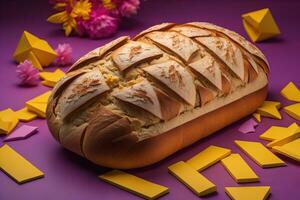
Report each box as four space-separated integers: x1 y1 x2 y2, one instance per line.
47 0 140 38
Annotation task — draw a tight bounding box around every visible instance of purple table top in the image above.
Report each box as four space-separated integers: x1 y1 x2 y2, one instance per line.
1 0 300 199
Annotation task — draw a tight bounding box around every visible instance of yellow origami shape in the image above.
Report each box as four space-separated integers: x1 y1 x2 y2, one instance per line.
273 138 300 162
225 186 271 200
25 91 52 118
284 103 300 121
252 113 261 122
257 100 282 120
40 69 65 87
15 107 37 122
242 8 280 42
281 82 300 102
0 109 19 134
13 31 57 71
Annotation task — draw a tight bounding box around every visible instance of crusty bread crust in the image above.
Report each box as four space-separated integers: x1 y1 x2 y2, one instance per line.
46 22 269 169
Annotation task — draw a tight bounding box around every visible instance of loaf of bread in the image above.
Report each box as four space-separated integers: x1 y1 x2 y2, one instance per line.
46 22 269 169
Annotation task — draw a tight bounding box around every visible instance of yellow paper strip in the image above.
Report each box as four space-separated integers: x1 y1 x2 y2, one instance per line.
225 186 271 200
186 145 231 171
272 138 300 162
259 123 297 141
0 144 44 184
235 140 285 168
168 161 216 196
221 154 259 183
99 170 169 200
267 125 300 147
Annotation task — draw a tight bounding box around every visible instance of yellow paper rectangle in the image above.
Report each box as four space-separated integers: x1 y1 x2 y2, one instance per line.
272 138 300 162
235 140 285 168
168 161 216 196
99 170 169 200
186 145 231 171
0 144 44 184
221 154 259 183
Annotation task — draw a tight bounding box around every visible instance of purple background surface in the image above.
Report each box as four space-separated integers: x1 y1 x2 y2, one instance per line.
1 0 300 199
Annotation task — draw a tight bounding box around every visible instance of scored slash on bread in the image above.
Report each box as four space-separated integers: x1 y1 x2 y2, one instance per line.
46 22 269 169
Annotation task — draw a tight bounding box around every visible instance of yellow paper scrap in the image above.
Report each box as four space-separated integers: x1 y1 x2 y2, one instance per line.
13 31 57 70
225 186 271 200
99 170 169 200
0 109 19 134
221 154 259 183
15 107 37 122
259 123 298 141
25 91 52 118
257 100 281 119
168 161 216 196
235 140 285 168
284 103 300 121
267 124 300 147
280 82 300 102
252 113 261 122
40 69 65 87
242 8 280 42
0 144 44 184
186 145 231 171
273 138 300 162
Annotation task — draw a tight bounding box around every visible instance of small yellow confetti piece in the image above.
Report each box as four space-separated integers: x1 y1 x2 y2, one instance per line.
284 103 300 121
0 109 19 134
280 82 300 102
186 145 231 171
259 123 298 141
225 186 271 200
235 140 285 168
168 161 216 196
252 113 261 122
99 170 169 200
267 124 300 147
41 80 56 87
40 69 65 85
221 154 259 183
15 107 37 122
25 91 52 118
257 100 281 119
272 138 300 162
0 144 44 184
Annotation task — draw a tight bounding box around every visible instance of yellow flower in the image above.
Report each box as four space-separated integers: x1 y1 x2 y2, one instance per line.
47 0 92 36
71 0 92 20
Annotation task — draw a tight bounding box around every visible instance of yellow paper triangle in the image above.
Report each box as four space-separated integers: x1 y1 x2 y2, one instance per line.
225 186 270 200
0 109 19 134
40 69 65 83
15 107 37 122
252 113 261 122
281 82 300 102
284 103 300 121
25 91 52 118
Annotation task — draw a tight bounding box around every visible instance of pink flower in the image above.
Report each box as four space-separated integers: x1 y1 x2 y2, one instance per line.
16 60 40 86
118 0 140 17
76 7 119 39
55 43 73 65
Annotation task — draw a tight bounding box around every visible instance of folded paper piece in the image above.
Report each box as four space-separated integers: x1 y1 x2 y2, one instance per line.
242 8 280 42
284 103 300 121
267 123 299 147
0 144 44 184
221 154 259 183
257 100 281 120
40 69 65 87
238 118 258 134
272 138 300 162
168 161 216 196
225 186 271 200
280 82 300 102
252 113 261 122
186 145 231 171
13 31 57 71
235 140 285 168
15 107 37 122
0 109 19 135
99 170 169 200
260 123 298 141
4 125 38 142
25 91 52 118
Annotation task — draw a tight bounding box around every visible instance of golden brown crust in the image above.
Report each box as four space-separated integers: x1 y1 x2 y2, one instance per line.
46 22 270 169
